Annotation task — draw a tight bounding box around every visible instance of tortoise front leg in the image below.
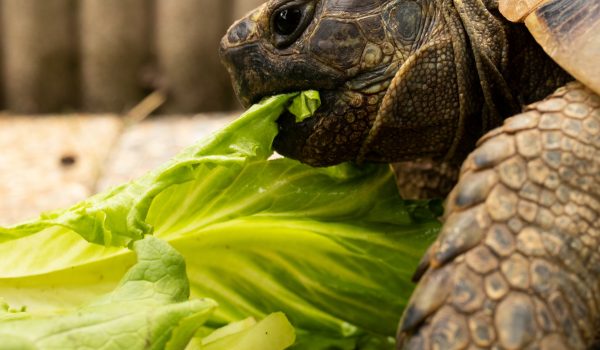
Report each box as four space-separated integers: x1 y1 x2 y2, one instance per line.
397 81 600 349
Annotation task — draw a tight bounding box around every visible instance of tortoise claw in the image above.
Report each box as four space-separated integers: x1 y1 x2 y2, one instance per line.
430 206 490 266
398 265 452 333
411 244 433 282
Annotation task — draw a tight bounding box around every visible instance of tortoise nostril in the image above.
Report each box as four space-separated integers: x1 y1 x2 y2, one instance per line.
224 17 258 47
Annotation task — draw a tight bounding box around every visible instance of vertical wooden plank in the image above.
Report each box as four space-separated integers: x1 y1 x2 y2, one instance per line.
80 0 150 112
156 0 234 113
1 0 77 113
233 0 266 19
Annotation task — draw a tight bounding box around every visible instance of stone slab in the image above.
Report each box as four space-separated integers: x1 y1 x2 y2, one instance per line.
96 113 237 191
0 113 238 226
0 115 123 225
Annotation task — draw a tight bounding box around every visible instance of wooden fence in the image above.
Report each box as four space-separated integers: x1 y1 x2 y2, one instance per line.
0 0 265 114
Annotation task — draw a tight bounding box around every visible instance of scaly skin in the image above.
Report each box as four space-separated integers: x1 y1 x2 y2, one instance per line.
392 159 460 200
397 81 600 349
220 1 597 348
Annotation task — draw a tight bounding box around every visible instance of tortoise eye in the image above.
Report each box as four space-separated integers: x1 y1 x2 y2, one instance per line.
271 1 315 48
274 8 302 36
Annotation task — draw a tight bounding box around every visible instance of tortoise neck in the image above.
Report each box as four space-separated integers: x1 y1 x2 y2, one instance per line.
504 24 574 106
441 0 520 164
450 0 570 139
456 0 571 116
454 0 520 127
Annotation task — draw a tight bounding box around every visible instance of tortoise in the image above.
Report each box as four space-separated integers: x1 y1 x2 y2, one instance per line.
220 0 600 348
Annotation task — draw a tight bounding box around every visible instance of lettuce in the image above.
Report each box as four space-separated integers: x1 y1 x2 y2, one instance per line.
198 313 295 350
0 92 440 349
0 236 217 349
0 236 295 350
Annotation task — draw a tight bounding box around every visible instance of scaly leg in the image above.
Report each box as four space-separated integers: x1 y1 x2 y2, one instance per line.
397 81 600 349
391 159 460 200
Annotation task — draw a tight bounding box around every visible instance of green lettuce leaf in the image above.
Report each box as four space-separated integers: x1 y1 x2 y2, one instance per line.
0 92 440 348
287 90 321 123
0 236 217 350
196 313 295 350
0 93 302 247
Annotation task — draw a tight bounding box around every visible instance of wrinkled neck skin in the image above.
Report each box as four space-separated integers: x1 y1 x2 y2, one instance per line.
441 0 571 165
387 0 571 200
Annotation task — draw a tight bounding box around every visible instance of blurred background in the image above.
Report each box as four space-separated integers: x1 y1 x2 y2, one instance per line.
0 0 269 225
0 0 266 114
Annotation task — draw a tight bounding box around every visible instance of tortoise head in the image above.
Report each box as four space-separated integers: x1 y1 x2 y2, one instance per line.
220 0 491 166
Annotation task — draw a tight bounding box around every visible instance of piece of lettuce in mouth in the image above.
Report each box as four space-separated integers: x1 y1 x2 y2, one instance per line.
287 90 321 123
0 91 440 349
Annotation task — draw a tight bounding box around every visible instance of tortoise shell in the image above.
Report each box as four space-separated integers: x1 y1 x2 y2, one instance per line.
499 0 600 95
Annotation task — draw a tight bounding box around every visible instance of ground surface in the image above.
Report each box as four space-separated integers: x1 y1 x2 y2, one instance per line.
0 113 236 225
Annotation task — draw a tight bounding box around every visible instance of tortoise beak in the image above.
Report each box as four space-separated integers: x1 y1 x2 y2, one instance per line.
220 5 344 109
220 7 266 108
220 42 264 108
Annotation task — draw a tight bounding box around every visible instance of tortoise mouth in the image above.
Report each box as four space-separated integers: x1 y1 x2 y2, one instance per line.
273 109 311 158
221 40 346 109
221 41 392 166
271 88 379 167
246 88 320 108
